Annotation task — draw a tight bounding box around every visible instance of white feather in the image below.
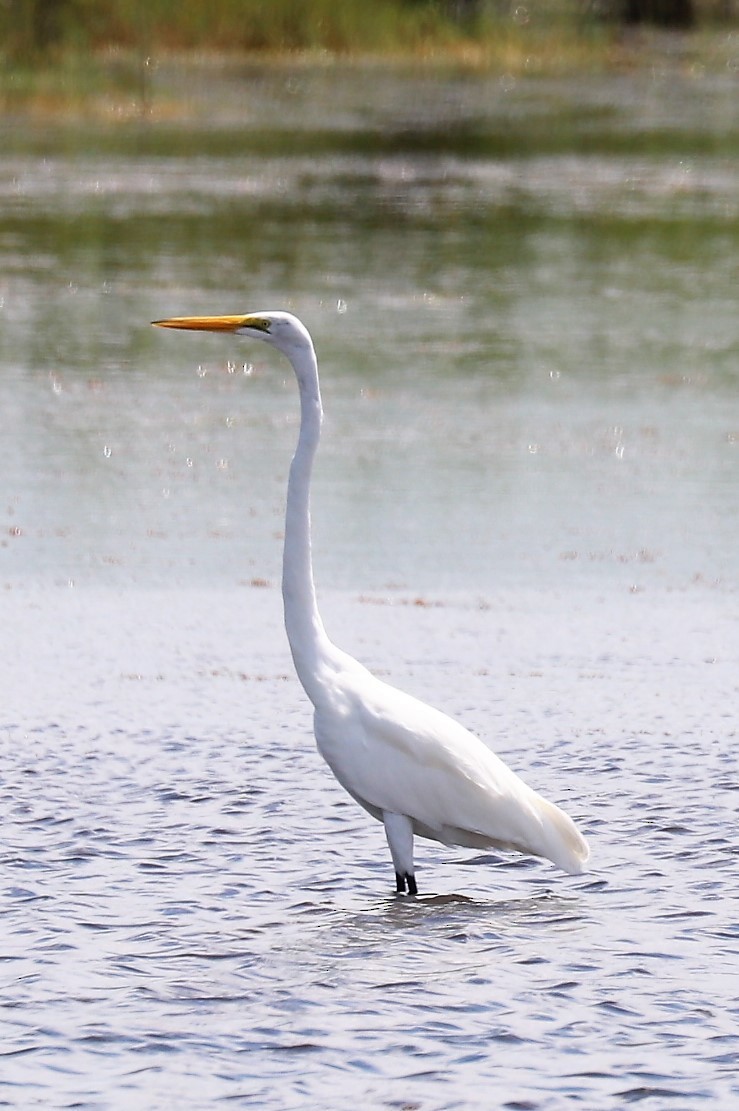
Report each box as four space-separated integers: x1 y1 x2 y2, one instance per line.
314 656 589 875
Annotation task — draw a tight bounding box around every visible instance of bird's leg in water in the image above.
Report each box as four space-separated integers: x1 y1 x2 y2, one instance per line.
384 811 417 896
396 871 418 896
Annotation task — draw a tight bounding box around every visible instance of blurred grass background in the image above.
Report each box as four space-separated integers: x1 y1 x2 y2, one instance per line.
1 0 736 60
0 1 736 117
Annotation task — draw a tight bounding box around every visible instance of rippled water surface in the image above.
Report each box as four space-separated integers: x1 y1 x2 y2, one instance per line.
1 62 738 1107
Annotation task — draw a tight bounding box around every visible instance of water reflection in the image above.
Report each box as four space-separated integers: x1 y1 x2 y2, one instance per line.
1 190 736 592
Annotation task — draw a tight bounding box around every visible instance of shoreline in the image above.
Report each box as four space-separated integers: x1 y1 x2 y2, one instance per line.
1 28 736 122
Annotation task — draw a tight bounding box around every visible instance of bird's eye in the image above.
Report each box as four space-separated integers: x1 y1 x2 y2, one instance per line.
246 317 271 333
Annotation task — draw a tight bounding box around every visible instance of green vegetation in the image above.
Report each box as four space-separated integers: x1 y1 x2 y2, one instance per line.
3 0 734 59
2 0 457 57
1 0 736 118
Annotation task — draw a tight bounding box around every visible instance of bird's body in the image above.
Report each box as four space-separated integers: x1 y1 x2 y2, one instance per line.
153 310 589 894
313 654 588 874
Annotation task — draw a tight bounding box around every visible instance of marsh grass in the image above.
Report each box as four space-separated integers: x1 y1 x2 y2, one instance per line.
0 1 734 119
4 0 460 57
0 1 600 118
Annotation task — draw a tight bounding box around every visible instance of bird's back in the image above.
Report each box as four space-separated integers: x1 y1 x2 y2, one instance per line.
312 659 589 875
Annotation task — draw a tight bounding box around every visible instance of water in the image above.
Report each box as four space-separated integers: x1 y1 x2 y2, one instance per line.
1 62 738 1107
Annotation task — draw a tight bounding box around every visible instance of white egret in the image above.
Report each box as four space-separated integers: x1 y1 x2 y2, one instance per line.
153 311 589 895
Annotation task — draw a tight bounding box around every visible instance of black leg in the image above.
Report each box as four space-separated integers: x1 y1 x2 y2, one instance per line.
395 871 418 896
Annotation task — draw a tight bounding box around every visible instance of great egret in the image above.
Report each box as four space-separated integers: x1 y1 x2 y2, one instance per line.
153 310 589 895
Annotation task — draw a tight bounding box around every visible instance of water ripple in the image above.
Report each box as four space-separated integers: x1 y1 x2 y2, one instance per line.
1 587 737 1107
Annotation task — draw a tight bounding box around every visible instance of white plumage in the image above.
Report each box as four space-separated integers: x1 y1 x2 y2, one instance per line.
153 309 590 895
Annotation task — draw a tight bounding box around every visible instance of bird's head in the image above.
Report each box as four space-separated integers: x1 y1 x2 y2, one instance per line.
152 310 314 359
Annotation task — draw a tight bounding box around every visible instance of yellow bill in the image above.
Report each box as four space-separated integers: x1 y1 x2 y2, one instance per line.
152 314 270 333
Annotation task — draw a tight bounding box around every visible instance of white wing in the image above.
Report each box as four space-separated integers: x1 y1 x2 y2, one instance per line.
313 661 589 875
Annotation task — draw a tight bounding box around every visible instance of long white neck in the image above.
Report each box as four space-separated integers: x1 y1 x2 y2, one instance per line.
281 342 336 704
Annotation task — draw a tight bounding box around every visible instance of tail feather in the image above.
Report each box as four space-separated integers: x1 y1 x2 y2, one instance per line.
537 796 590 874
